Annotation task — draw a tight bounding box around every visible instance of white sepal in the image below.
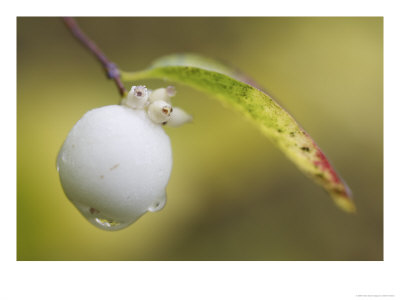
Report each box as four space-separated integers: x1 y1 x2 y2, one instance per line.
167 107 193 127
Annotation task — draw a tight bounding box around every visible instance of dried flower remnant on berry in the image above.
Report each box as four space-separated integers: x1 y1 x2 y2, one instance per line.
148 100 173 124
122 85 149 109
121 85 192 127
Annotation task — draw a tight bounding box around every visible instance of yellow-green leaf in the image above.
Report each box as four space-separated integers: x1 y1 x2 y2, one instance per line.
121 54 355 213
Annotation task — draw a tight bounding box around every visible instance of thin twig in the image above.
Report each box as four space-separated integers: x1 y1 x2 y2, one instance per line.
62 17 127 96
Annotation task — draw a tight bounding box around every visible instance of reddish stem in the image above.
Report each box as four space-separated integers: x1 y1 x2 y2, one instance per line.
62 17 127 96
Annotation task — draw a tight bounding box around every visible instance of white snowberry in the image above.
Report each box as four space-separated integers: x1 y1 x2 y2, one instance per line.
57 85 192 231
57 105 172 230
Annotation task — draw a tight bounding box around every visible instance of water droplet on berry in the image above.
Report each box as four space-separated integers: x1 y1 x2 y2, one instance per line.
147 194 167 212
71 201 133 231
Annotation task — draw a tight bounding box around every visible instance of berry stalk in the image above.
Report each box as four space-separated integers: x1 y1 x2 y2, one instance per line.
62 17 127 97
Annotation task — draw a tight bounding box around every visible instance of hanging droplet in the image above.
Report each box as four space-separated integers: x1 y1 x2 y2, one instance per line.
89 216 130 231
147 194 167 212
70 201 133 231
94 217 120 228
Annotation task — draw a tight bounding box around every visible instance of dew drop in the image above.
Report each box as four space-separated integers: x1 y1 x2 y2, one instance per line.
56 155 60 172
72 202 132 231
95 217 121 228
89 214 130 231
148 194 167 212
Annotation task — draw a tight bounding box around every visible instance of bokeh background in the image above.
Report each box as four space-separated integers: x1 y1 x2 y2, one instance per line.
17 17 383 260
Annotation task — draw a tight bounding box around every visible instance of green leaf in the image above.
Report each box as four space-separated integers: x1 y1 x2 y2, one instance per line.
148 53 264 89
121 53 355 213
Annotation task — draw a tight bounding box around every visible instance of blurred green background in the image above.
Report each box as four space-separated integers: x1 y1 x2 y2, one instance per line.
17 17 383 260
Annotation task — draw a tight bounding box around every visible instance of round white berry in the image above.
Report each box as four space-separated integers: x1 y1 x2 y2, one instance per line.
57 105 172 231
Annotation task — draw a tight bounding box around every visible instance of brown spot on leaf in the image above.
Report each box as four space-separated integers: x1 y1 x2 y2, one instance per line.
332 187 348 197
301 146 310 152
314 173 327 184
